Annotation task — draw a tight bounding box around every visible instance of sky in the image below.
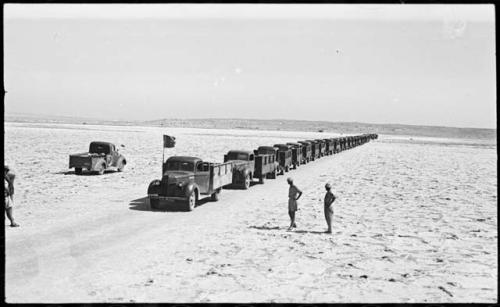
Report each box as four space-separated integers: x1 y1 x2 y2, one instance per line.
3 4 496 128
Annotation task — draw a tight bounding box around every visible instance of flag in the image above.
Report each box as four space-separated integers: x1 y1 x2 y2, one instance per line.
163 135 176 148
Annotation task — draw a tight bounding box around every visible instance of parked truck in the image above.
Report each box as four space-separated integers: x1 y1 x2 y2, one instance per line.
286 142 304 168
255 146 280 177
273 144 293 174
297 141 312 163
147 156 233 211
223 150 277 188
69 141 126 175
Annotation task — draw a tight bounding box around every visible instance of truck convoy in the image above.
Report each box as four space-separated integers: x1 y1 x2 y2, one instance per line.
145 134 377 211
69 141 126 175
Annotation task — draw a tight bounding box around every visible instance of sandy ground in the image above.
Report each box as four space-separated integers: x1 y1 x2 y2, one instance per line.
4 122 497 303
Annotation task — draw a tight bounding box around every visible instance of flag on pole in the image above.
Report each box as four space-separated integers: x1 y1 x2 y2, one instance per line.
163 135 176 148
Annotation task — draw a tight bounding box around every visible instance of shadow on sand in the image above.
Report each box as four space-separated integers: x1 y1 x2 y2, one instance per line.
54 170 118 176
128 196 211 212
223 181 260 190
249 225 281 231
249 225 327 235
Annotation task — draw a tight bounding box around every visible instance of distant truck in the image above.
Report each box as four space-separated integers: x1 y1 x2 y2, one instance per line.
286 142 304 168
297 141 312 163
148 156 234 211
223 150 277 188
69 141 126 175
307 140 321 160
323 139 334 155
273 144 293 174
255 146 280 178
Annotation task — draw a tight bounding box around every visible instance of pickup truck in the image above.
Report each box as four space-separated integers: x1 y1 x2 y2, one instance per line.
255 146 280 178
224 150 277 188
297 141 312 163
286 142 303 168
69 141 126 175
273 144 293 174
148 156 234 211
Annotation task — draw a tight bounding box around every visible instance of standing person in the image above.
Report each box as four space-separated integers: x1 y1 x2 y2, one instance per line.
324 183 336 234
4 165 19 227
287 177 302 231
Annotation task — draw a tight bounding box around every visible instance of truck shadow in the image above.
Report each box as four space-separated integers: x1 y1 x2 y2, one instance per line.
128 197 211 212
223 182 260 190
53 170 119 176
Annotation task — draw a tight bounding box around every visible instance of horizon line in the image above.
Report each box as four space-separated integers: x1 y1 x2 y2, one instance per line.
4 112 496 131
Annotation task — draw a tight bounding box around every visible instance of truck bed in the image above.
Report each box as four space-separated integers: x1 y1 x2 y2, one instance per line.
207 162 234 194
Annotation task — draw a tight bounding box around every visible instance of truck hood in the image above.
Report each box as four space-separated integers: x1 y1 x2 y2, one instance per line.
162 171 193 183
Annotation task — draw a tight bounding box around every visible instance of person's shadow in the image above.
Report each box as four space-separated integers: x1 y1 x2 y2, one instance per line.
128 196 211 212
248 225 326 234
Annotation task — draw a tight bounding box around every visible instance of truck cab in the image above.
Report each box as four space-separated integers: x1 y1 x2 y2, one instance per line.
224 150 255 189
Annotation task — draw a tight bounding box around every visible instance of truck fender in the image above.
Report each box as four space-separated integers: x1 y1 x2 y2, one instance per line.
185 183 199 199
147 179 161 195
243 168 252 179
93 158 107 171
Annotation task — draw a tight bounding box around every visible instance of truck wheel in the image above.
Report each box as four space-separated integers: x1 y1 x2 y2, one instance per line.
117 160 125 172
211 189 221 201
75 168 83 175
150 198 159 210
96 163 105 175
243 175 251 190
186 191 197 211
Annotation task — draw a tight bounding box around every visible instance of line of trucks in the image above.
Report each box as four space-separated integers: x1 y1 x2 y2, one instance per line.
146 134 378 211
68 134 378 211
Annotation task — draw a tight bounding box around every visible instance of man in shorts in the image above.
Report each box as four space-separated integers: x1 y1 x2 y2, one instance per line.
324 183 336 233
5 165 19 227
287 177 302 231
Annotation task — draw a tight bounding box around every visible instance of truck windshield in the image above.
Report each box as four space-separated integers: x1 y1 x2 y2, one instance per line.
227 153 248 160
165 161 194 172
89 143 110 154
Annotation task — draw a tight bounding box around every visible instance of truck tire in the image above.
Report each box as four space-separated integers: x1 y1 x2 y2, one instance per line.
75 168 83 175
243 174 251 190
150 198 159 210
96 163 105 175
117 160 126 172
186 191 197 211
211 189 221 201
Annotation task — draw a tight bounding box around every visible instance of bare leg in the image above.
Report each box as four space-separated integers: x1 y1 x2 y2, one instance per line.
6 207 19 227
288 211 296 230
326 207 333 233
